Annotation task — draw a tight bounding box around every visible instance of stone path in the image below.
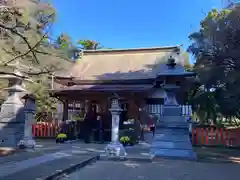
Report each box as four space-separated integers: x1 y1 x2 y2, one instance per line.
0 140 151 179
0 143 99 180
63 160 240 180
0 151 73 177
3 155 98 180
1 140 240 180
33 140 240 163
194 147 240 163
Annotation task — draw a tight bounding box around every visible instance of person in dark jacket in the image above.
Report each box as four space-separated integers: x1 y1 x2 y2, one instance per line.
95 115 104 143
149 114 157 139
83 103 93 143
150 124 155 138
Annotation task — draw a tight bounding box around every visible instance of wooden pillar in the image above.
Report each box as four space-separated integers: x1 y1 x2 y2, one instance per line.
62 100 68 121
127 93 144 121
127 100 137 120
131 95 145 141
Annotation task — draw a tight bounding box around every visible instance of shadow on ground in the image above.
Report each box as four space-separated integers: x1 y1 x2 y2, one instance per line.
194 146 240 164
34 139 240 164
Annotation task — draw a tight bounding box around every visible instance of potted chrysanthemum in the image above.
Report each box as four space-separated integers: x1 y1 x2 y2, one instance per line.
56 133 67 143
120 136 130 146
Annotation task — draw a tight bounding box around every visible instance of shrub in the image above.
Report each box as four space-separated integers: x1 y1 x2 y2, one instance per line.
120 136 130 144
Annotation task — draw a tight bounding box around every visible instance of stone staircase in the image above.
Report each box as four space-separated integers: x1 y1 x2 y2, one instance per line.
150 106 197 160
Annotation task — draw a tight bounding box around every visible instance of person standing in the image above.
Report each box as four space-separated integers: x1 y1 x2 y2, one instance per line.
96 115 104 143
148 114 158 139
150 123 155 138
83 103 93 143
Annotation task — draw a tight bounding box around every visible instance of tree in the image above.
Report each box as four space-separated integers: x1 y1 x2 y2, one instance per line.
0 0 57 72
56 33 72 49
182 51 193 71
77 39 103 50
188 6 240 124
0 0 73 117
54 33 81 60
26 77 58 120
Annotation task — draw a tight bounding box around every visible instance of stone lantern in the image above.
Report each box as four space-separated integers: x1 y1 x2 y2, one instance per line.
0 63 28 147
150 56 197 160
105 93 127 157
17 94 36 149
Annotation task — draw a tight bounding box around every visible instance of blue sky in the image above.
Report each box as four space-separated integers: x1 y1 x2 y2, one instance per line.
51 0 222 52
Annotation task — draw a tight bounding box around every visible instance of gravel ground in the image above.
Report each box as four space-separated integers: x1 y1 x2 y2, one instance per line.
65 160 240 180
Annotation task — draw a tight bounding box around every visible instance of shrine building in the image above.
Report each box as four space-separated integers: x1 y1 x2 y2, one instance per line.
50 46 192 137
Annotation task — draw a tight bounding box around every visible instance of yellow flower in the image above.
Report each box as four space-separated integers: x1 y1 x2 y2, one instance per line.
56 133 67 139
120 136 130 143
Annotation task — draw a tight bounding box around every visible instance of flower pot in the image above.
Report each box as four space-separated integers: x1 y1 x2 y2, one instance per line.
56 138 65 143
56 133 67 143
129 142 134 146
122 142 127 146
19 144 26 149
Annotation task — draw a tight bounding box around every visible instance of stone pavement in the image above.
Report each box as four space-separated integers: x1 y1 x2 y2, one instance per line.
1 139 240 180
63 160 240 180
0 143 100 180
32 140 240 163
3 154 98 180
34 140 152 160
0 140 151 180
194 146 240 164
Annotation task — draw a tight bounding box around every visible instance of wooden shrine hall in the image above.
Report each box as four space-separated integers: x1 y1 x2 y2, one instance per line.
50 46 191 140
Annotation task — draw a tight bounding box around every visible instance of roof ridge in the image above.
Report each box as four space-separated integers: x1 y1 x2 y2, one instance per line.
82 45 181 53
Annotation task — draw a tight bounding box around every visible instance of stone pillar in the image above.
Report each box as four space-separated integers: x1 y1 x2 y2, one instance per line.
17 94 36 149
105 94 127 157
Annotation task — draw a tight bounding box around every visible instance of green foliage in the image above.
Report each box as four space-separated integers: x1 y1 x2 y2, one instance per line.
26 78 57 116
0 0 56 64
120 136 130 144
0 79 8 104
0 1 105 118
56 33 72 49
77 39 102 50
188 6 240 125
0 0 70 116
182 51 193 71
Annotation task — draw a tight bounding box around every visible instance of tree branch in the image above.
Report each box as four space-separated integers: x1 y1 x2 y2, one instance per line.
0 11 55 65
0 22 39 63
3 32 48 65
